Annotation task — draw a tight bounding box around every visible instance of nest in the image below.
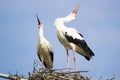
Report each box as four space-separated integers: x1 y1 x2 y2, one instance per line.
29 69 92 80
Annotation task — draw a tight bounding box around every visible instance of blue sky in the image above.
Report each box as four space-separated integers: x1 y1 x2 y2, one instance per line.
0 0 120 79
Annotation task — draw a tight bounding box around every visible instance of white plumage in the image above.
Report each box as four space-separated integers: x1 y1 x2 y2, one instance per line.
54 5 94 70
36 15 54 70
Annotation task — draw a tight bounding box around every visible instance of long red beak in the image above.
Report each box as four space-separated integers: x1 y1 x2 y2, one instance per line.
72 5 80 14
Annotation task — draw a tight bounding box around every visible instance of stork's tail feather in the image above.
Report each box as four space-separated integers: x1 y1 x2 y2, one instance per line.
43 61 53 70
87 47 95 56
85 56 90 61
85 51 94 61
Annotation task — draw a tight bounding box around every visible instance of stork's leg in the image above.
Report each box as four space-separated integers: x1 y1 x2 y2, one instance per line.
41 60 44 71
72 50 76 71
66 49 70 71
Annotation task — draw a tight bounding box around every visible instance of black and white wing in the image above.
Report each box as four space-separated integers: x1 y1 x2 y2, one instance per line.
37 41 54 69
47 43 54 63
64 28 94 60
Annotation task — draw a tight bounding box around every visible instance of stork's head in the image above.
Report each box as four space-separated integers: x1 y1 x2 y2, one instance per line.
36 14 43 29
63 5 79 23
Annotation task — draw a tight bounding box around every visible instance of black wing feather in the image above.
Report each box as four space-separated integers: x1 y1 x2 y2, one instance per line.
64 32 94 60
78 40 94 56
78 33 84 38
49 51 54 63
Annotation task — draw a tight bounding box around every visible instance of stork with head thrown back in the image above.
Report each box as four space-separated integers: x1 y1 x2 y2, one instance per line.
36 15 54 70
54 5 94 71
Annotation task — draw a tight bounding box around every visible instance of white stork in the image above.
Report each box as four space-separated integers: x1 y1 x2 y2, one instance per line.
54 5 94 71
36 15 54 70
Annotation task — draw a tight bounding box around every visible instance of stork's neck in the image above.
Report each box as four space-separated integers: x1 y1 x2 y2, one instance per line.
63 13 76 23
54 13 76 30
54 18 66 30
39 28 45 41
